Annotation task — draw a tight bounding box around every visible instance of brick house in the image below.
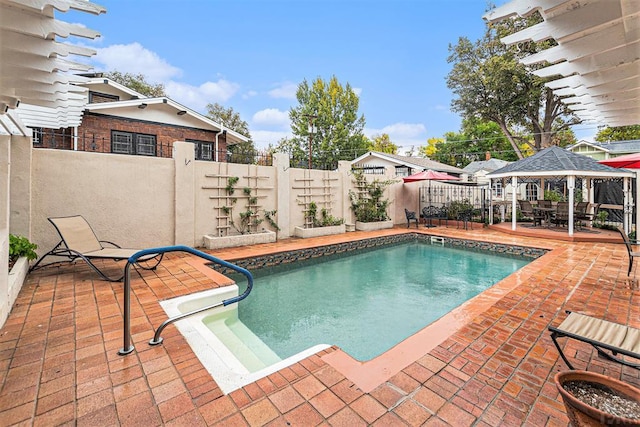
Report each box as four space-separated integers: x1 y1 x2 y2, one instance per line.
28 73 248 162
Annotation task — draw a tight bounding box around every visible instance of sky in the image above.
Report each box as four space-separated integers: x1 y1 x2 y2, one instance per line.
66 0 596 152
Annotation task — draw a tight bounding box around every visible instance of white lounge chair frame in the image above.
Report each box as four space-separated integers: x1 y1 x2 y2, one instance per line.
30 215 163 281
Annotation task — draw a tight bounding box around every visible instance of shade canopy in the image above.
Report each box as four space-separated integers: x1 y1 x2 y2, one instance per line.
402 170 460 183
598 154 640 170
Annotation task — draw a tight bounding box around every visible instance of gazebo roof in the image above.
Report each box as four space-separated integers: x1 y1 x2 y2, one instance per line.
487 146 635 179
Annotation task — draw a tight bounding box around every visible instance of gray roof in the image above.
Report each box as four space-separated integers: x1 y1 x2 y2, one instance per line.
357 152 464 174
488 146 633 178
569 139 640 154
462 158 510 174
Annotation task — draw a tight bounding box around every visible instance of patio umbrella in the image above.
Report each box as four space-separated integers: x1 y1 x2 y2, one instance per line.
598 153 640 169
402 169 460 183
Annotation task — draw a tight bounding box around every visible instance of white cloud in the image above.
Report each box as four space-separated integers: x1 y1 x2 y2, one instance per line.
251 130 292 149
364 122 428 151
268 82 297 99
94 43 182 82
165 80 240 112
243 90 258 99
352 87 363 96
252 108 290 127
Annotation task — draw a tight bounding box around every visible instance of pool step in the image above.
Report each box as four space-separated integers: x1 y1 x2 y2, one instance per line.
204 312 281 372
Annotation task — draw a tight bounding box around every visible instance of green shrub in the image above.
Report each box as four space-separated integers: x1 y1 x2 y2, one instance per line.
9 234 38 262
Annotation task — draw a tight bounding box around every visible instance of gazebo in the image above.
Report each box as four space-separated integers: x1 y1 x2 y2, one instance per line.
486 146 637 236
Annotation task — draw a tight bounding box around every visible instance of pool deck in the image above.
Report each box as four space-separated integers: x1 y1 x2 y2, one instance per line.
1 225 639 426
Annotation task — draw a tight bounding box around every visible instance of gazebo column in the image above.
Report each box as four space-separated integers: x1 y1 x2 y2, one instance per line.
636 172 640 236
511 176 518 231
624 177 632 235
568 176 575 236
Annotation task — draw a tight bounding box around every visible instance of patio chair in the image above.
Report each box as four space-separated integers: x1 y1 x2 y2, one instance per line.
617 226 640 276
518 200 543 226
574 202 599 230
404 208 419 229
29 215 164 281
549 311 640 370
552 202 570 227
538 199 552 209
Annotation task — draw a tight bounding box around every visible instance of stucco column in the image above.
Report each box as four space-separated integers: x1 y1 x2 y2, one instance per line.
9 135 32 238
273 153 290 239
0 135 10 327
337 161 353 225
173 141 195 246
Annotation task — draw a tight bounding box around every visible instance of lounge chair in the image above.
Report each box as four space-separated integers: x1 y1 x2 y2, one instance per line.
29 215 163 281
617 226 640 276
549 311 640 370
404 208 419 229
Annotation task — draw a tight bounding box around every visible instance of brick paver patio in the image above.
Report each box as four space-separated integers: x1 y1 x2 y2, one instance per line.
1 226 639 426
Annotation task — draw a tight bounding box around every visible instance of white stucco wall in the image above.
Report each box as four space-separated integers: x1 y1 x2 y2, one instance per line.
31 149 175 256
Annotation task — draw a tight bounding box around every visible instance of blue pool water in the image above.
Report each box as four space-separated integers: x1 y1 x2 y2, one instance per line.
231 242 529 362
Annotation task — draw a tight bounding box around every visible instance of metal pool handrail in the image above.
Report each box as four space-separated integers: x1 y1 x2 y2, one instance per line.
118 245 254 356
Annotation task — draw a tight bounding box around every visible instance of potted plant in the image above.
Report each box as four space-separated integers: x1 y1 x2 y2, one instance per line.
8 235 38 307
555 370 640 426
294 201 345 238
349 171 396 231
9 234 37 271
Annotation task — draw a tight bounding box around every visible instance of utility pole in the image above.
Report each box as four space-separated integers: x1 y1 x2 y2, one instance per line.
303 114 317 169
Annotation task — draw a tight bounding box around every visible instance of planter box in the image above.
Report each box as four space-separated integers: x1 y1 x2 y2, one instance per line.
355 220 394 231
294 224 345 238
8 256 29 309
203 230 276 250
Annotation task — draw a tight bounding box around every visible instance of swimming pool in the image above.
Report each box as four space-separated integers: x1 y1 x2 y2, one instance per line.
160 234 543 393
233 241 528 362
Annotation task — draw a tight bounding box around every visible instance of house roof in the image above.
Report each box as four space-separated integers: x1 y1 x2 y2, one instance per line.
351 151 464 175
487 146 634 179
462 158 510 174
0 0 105 134
568 139 640 155
484 0 640 128
85 96 249 144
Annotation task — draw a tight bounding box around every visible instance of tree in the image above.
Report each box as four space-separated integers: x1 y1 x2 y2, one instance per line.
595 125 640 142
288 76 369 169
205 102 256 161
446 11 580 159
424 119 526 168
418 138 442 158
104 71 166 97
368 133 398 154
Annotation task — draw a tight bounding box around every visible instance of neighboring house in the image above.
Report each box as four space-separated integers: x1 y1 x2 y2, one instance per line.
17 73 249 162
350 151 464 177
462 152 511 199
567 139 640 161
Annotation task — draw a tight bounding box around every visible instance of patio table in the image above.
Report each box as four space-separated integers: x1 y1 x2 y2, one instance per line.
533 206 556 228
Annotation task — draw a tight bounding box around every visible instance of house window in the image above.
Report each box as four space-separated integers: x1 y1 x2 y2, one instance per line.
188 139 214 161
492 181 503 198
525 183 539 201
111 131 156 156
31 127 43 146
